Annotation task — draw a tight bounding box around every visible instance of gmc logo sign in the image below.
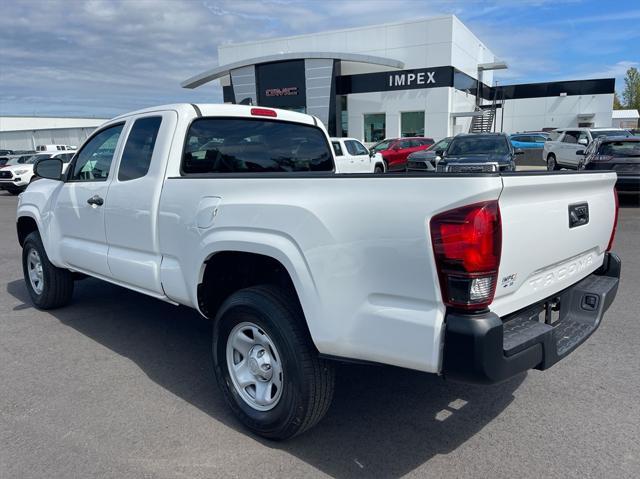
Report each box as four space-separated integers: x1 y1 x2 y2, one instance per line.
265 87 298 97
388 71 436 87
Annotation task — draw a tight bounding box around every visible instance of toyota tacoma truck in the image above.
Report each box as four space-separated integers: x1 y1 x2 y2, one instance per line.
16 104 621 440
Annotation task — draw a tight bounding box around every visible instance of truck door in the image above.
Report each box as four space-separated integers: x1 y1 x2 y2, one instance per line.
54 123 125 277
104 111 177 294
345 139 370 172
331 140 351 173
560 130 580 165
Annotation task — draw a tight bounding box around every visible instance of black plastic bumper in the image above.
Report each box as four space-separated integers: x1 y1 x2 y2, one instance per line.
442 253 621 384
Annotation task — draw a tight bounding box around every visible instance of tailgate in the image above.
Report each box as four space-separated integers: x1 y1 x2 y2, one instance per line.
491 172 617 317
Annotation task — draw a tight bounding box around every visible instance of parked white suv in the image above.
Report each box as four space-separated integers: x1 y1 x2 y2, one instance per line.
331 137 385 173
17 104 621 439
543 128 631 170
0 151 75 194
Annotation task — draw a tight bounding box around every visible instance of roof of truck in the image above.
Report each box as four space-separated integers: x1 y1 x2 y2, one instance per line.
111 103 319 127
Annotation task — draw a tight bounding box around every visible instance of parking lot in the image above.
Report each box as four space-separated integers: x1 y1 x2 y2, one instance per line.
0 190 638 479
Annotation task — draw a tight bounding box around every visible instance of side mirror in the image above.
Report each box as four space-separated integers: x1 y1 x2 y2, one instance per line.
576 149 585 156
435 149 444 157
578 138 588 146
34 158 63 180
515 148 525 155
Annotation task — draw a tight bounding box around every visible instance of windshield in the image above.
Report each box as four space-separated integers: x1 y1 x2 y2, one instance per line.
371 140 392 153
599 140 640 157
591 130 630 139
429 137 452 151
447 136 509 156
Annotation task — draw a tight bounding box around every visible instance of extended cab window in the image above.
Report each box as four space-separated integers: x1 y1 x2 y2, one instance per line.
332 141 344 157
118 116 162 181
182 118 334 174
70 124 124 181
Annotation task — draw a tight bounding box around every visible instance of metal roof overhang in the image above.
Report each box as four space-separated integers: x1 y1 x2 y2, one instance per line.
181 52 405 89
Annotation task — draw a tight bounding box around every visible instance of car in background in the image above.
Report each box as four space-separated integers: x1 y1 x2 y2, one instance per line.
370 137 434 171
406 137 453 171
578 136 640 193
0 153 36 168
331 137 385 173
436 133 520 172
543 127 632 170
510 132 549 149
0 151 75 194
0 149 14 156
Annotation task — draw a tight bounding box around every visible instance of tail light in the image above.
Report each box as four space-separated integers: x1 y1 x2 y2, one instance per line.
251 108 277 117
606 188 619 251
430 200 502 311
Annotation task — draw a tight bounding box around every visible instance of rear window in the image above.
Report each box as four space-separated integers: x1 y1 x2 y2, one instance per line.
599 140 640 157
591 130 631 139
182 118 334 174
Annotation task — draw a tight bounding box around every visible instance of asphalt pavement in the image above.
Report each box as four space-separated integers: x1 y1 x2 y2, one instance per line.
1 190 638 479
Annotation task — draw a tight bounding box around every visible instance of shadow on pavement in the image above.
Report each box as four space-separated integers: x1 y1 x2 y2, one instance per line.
7 278 524 478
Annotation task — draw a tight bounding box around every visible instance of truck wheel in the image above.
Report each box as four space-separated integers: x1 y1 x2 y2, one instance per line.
374 164 384 174
547 154 559 171
212 285 335 440
22 231 74 309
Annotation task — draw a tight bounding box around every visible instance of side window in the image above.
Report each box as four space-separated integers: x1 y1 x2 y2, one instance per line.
562 131 579 144
577 132 589 144
398 140 411 149
344 140 358 156
332 141 344 157
118 116 162 181
70 124 124 181
354 141 369 155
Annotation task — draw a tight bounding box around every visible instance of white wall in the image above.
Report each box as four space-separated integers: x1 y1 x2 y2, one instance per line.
347 87 452 143
218 16 482 75
495 93 614 133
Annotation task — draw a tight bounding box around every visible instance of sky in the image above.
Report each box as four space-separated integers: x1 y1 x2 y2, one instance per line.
0 0 638 118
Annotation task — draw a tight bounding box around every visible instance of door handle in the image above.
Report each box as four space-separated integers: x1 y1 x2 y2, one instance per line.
87 195 104 206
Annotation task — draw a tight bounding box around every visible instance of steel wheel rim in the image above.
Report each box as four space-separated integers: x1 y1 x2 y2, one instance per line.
226 321 283 411
27 248 44 295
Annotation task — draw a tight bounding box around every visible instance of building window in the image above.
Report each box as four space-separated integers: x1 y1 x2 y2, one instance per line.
364 113 385 143
401 111 425 137
339 96 348 137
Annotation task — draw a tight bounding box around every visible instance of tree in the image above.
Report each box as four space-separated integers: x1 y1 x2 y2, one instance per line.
622 67 640 110
613 92 623 109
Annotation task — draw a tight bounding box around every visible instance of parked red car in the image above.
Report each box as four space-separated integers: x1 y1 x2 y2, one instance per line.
370 137 435 171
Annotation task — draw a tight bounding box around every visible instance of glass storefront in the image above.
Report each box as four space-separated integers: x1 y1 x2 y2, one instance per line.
364 113 386 143
401 111 425 137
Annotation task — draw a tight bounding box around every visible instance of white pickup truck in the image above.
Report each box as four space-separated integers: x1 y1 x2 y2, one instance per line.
17 104 621 440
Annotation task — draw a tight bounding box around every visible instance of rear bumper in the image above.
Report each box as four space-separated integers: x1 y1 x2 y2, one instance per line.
442 253 621 384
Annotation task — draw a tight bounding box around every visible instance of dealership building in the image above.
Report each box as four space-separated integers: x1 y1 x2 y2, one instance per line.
182 16 615 142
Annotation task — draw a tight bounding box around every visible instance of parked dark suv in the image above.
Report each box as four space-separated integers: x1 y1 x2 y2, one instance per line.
370 137 434 171
436 133 521 172
579 136 640 193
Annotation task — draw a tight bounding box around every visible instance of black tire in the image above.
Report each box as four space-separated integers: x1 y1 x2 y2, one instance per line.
547 153 559 171
22 231 74 309
212 285 335 440
374 164 384 174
